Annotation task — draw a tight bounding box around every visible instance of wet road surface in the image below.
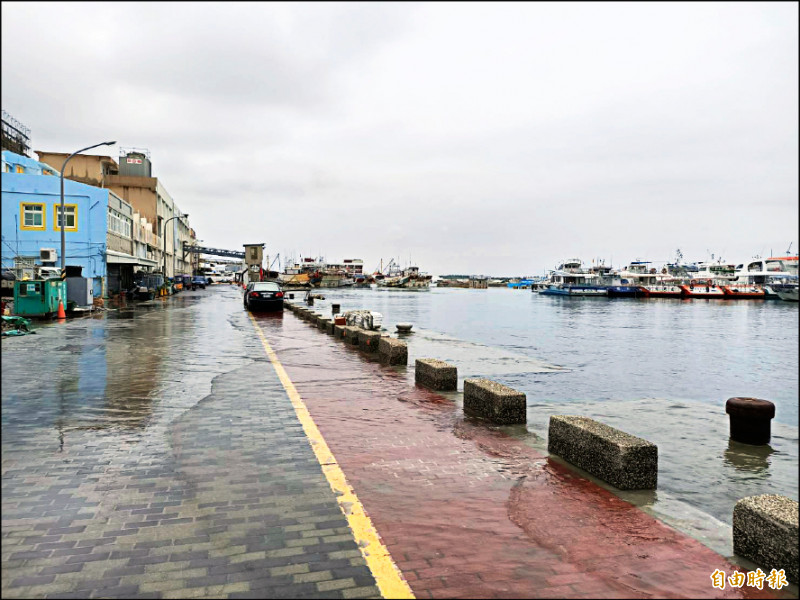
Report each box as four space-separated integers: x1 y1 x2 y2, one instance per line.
2 287 379 599
2 287 795 599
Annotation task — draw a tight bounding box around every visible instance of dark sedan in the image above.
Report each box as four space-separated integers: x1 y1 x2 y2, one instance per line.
244 281 284 311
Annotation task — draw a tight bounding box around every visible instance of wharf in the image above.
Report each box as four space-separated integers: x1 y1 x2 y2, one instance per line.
1 287 793 599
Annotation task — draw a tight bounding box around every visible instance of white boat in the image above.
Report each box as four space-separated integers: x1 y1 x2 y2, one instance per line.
641 278 684 298
607 259 662 297
777 286 798 302
731 257 794 299
539 259 609 296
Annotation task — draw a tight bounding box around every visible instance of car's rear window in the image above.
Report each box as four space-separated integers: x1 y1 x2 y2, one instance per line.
251 282 280 291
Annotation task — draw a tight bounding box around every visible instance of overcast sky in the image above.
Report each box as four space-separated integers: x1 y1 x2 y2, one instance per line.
3 2 797 275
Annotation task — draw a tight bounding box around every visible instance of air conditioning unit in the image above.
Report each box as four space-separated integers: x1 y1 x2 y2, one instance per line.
40 248 57 263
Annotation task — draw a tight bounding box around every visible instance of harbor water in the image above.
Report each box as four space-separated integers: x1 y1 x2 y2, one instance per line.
311 286 799 546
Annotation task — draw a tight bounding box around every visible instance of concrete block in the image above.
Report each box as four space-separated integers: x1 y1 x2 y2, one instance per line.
463 378 526 425
378 337 408 365
318 317 331 331
733 494 798 584
548 416 657 490
415 359 457 391
343 326 360 345
325 321 335 335
358 330 381 353
334 325 346 339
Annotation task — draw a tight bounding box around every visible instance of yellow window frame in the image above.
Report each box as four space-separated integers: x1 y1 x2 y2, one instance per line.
20 202 46 231
53 204 78 232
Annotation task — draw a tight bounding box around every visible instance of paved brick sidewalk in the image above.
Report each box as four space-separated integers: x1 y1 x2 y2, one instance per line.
266 309 791 600
2 294 379 599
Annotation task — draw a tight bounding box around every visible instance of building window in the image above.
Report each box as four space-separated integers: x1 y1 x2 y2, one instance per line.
20 203 46 230
107 208 132 239
53 204 78 231
15 165 25 174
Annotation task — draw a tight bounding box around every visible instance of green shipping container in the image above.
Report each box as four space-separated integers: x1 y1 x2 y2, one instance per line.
13 279 67 317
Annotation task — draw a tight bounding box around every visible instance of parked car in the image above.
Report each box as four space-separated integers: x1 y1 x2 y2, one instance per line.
244 281 284 311
191 276 207 290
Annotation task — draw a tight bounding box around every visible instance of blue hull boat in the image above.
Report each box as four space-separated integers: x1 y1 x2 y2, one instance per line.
607 285 647 298
539 285 608 296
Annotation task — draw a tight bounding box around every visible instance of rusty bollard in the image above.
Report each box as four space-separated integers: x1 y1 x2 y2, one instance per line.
726 398 775 445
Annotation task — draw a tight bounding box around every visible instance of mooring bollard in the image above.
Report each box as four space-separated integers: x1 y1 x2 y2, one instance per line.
331 303 340 315
726 397 775 445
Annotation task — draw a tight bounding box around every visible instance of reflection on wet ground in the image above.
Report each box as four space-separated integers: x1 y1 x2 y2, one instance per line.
1 286 378 600
2 286 797 599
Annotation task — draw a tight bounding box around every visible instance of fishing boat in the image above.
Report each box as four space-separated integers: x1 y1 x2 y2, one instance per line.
765 252 798 276
378 263 432 288
606 260 657 298
721 284 765 299
539 284 607 296
770 275 799 302
777 284 799 302
678 279 726 298
735 256 798 299
281 256 362 288
640 279 684 298
538 259 608 296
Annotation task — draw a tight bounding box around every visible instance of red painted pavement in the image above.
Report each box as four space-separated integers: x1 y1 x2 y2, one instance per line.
255 312 791 599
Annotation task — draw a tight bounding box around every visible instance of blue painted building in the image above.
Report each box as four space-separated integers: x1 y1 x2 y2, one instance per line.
1 150 134 297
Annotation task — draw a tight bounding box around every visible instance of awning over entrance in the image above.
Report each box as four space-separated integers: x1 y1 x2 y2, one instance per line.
106 250 158 267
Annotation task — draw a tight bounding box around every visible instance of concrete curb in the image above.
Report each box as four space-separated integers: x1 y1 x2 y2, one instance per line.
415 359 457 391
358 330 381 353
733 494 798 583
463 378 526 424
548 416 658 490
379 337 408 365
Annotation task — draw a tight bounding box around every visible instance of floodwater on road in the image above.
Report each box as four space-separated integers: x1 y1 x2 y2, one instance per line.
301 286 799 537
2 285 797 558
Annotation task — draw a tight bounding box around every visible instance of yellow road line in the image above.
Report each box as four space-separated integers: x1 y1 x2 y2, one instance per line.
248 314 414 599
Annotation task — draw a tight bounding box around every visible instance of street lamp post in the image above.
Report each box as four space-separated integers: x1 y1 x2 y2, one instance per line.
60 141 116 275
162 213 189 282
